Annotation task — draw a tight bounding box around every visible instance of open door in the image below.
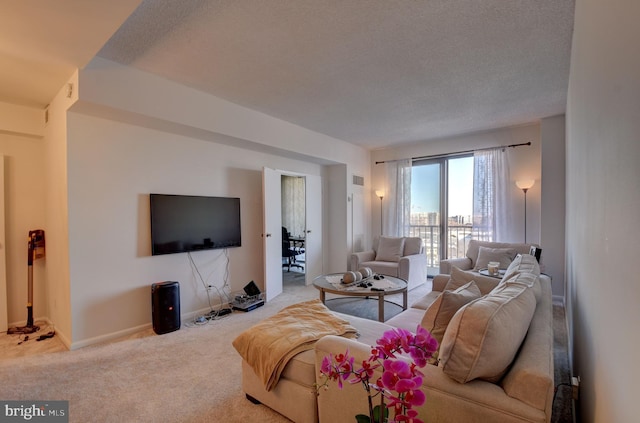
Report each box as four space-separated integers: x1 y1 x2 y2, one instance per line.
262 167 283 301
304 174 322 284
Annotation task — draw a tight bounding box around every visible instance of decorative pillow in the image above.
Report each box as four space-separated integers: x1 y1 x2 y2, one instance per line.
438 283 536 383
502 253 541 281
421 281 482 357
444 266 500 295
375 237 405 262
402 237 423 256
473 246 517 271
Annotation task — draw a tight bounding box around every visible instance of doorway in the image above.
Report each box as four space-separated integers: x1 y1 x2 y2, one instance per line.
262 168 321 301
281 175 306 283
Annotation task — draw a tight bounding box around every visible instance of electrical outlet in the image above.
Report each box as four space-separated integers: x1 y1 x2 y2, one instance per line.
571 376 580 400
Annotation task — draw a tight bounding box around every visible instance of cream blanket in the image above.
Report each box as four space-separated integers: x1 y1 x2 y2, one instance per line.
232 299 358 391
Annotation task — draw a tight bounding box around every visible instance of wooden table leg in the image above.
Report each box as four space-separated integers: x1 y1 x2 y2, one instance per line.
378 294 384 322
403 289 408 310
319 289 326 304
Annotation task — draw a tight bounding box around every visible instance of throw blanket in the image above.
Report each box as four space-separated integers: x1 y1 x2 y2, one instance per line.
232 299 358 391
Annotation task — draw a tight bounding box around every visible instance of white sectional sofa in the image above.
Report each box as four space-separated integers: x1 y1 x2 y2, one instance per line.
239 254 554 423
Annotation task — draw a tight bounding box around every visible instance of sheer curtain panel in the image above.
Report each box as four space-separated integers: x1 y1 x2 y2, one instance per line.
472 149 510 241
382 159 412 237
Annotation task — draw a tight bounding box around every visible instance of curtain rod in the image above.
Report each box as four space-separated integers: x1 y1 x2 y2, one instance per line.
374 141 531 165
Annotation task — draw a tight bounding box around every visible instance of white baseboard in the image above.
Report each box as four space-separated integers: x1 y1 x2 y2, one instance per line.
70 322 152 350
16 306 232 350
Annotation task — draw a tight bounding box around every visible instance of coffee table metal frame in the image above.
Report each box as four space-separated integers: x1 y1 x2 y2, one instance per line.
312 273 408 322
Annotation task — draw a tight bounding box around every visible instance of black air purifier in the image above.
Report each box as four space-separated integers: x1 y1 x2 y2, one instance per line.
151 281 181 335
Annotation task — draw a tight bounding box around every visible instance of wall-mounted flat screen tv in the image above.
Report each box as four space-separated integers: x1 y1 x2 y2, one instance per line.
150 194 241 255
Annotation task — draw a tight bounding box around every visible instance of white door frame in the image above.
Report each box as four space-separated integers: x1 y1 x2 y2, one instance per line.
263 168 323 300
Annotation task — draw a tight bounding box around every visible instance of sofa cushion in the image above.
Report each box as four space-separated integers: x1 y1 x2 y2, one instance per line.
403 237 423 256
499 254 542 301
445 266 500 295
420 281 482 354
500 271 542 303
385 307 427 331
502 253 541 280
473 246 517 271
438 282 536 383
409 290 441 310
465 240 537 268
375 237 405 262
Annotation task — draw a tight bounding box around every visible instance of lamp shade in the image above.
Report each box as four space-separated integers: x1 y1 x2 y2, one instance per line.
516 180 535 190
375 190 384 199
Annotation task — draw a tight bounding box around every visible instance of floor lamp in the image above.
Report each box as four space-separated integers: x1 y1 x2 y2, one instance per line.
375 190 384 235
516 180 535 243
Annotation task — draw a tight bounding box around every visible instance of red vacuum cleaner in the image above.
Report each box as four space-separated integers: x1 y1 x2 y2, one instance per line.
7 229 45 335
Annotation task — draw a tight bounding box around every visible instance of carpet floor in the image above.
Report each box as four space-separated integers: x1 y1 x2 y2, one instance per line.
0 273 572 422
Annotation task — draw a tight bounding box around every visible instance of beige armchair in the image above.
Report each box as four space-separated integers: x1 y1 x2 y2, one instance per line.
350 236 427 290
439 239 539 274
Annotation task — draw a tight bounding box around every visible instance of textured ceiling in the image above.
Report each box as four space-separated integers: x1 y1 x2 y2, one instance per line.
2 1 575 150
98 0 575 149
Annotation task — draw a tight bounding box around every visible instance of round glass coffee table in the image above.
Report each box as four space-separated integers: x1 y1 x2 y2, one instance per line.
312 273 408 322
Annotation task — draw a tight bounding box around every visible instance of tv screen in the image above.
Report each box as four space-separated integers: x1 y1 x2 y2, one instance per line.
150 194 241 255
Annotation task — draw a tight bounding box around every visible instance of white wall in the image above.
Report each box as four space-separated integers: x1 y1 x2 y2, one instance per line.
43 73 78 346
55 57 372 347
0 103 47 327
66 113 328 345
566 0 640 421
540 115 566 298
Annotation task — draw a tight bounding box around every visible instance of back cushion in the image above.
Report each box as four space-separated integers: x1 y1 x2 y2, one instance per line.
438 283 536 383
473 246 517 271
403 237 423 255
421 281 482 360
445 266 500 295
375 237 405 262
466 240 538 268
502 253 541 280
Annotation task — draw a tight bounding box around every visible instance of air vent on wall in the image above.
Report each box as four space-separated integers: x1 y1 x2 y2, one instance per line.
352 175 364 186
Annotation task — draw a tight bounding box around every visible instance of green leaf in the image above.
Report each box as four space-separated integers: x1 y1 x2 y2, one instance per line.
372 405 389 423
355 414 371 423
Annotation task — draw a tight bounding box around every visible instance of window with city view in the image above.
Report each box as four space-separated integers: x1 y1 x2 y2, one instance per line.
411 156 473 275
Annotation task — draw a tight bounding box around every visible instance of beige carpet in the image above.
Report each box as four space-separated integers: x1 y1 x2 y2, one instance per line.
1 275 570 422
0 280 318 423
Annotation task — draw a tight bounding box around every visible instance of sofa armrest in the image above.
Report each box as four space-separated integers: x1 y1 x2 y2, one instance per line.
398 254 427 290
439 257 472 274
350 250 376 271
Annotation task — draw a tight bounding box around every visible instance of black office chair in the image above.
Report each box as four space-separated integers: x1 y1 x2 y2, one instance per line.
282 227 304 271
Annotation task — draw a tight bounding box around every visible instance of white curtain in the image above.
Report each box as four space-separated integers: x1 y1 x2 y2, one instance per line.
383 159 412 237
472 149 510 241
281 176 306 238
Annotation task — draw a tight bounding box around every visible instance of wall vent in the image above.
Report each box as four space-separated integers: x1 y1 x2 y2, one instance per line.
352 175 364 186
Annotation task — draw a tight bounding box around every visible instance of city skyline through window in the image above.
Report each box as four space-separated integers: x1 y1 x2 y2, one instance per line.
411 156 474 274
